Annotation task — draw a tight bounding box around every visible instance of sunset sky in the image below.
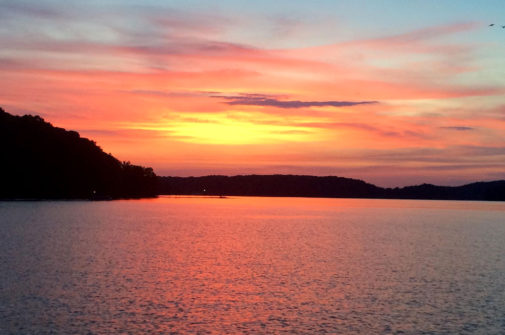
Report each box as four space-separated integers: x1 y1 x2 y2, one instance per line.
1 0 505 186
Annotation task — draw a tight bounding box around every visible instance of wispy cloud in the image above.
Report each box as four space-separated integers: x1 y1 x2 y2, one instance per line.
128 89 206 98
0 1 63 19
217 94 378 109
361 22 481 47
440 126 474 131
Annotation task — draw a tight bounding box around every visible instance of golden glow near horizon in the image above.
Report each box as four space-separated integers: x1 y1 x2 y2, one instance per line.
121 111 320 145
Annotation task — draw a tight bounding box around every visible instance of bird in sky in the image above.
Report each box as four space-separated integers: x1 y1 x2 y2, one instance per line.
489 23 495 26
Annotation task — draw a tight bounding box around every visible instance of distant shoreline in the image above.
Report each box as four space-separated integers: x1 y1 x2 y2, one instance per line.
156 194 504 202
2 194 504 202
157 175 505 202
0 196 158 202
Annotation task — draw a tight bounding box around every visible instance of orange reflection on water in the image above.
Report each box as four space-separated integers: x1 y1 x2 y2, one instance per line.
3 197 505 333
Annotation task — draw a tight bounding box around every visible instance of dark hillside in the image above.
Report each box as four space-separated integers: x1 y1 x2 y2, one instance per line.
385 181 505 201
159 174 384 198
0 107 157 199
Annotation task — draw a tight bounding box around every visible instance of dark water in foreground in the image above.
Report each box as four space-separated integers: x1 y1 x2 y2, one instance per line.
1 197 505 334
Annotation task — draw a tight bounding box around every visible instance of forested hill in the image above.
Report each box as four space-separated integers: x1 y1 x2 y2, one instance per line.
0 107 157 199
158 176 505 201
383 181 505 201
159 175 384 198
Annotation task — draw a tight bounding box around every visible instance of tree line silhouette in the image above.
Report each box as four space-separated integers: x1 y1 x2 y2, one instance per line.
0 107 157 199
158 176 505 201
158 175 383 198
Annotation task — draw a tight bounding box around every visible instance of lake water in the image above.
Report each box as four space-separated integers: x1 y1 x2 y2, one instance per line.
1 197 505 334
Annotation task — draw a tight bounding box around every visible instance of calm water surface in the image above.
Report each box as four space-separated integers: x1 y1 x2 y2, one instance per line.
1 197 505 334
